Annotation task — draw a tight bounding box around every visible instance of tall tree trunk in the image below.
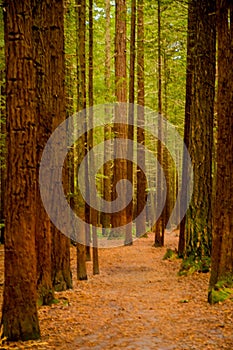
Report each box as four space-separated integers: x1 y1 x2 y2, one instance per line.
89 0 99 274
178 0 195 257
102 0 112 237
208 0 233 303
112 0 127 234
76 0 88 280
50 0 72 291
32 0 54 306
0 64 5 245
1 0 40 340
162 52 170 231
136 0 146 238
185 0 216 261
154 0 164 247
125 0 136 245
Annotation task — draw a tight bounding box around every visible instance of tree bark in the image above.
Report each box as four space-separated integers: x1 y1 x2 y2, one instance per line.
154 0 164 247
185 0 216 260
208 0 233 302
178 0 195 257
112 0 128 234
50 0 72 291
1 0 40 340
75 0 88 280
136 0 146 238
32 0 54 306
125 0 136 245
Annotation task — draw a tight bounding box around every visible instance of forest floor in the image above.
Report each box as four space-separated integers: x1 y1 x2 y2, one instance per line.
0 231 233 350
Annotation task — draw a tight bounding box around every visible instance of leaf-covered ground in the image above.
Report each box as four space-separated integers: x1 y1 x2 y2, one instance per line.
0 231 233 349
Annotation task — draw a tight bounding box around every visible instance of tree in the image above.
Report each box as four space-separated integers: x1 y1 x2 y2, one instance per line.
89 0 99 274
154 0 164 247
208 0 233 303
184 0 216 262
178 0 195 257
125 0 136 245
1 0 40 340
136 0 147 238
102 0 112 237
32 0 54 306
112 0 128 234
75 0 88 280
50 0 72 291
0 6 5 245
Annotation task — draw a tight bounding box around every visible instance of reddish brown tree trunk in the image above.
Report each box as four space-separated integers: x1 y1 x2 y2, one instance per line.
136 0 146 238
112 0 128 234
50 0 72 291
154 0 164 247
125 0 136 245
1 0 40 340
75 0 88 280
32 0 54 306
185 0 216 260
208 0 233 302
178 0 195 257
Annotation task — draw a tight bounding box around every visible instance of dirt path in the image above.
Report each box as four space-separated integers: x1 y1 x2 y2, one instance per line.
0 232 233 349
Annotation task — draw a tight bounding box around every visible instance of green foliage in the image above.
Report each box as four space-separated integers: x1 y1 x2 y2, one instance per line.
209 278 233 304
179 255 211 276
162 248 177 260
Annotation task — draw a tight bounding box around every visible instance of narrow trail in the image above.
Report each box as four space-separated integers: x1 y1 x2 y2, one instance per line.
0 232 233 349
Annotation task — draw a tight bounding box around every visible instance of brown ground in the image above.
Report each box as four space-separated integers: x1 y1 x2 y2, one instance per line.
0 231 233 349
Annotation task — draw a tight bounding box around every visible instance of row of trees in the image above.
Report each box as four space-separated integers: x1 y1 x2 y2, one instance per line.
1 0 72 340
178 0 233 301
0 0 232 342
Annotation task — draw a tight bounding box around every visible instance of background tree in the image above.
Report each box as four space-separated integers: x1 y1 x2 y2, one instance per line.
89 0 99 274
208 0 233 303
1 0 40 340
154 0 164 247
178 0 195 257
112 0 128 234
50 0 72 291
125 0 136 245
75 0 88 280
136 0 147 238
102 0 112 237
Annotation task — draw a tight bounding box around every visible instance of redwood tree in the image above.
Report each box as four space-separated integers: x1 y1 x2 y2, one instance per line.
136 0 146 238
184 0 216 261
32 0 54 306
50 0 72 291
75 0 88 280
178 0 195 257
112 0 128 233
208 0 233 303
1 0 40 340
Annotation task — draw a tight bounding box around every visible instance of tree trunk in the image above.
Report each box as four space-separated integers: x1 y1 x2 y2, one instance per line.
125 0 136 245
50 0 72 291
89 0 99 274
112 0 127 234
0 64 5 245
185 0 216 260
136 0 146 238
154 0 164 247
1 0 40 340
102 0 112 236
32 0 54 306
178 0 195 257
75 0 88 280
208 0 233 302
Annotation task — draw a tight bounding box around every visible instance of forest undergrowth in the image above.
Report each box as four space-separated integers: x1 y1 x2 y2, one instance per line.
0 231 232 350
